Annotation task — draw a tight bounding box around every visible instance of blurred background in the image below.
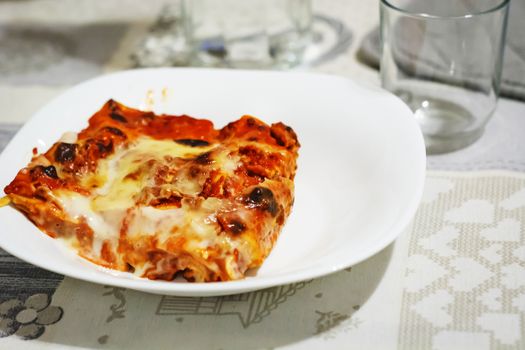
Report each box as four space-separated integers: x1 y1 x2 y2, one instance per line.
0 0 375 123
0 0 522 127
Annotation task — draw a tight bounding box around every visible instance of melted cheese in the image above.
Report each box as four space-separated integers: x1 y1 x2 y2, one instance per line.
127 206 185 239
90 137 214 211
59 131 78 144
55 136 239 259
215 151 240 175
55 193 119 240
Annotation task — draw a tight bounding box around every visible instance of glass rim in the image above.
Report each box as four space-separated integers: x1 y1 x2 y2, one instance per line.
380 0 510 19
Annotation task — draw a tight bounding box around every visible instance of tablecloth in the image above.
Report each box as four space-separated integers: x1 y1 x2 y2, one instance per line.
1 1 524 349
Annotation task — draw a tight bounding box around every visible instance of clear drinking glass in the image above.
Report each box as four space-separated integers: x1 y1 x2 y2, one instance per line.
185 0 312 69
380 0 510 154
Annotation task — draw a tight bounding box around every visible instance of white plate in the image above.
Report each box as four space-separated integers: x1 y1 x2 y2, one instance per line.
0 68 425 296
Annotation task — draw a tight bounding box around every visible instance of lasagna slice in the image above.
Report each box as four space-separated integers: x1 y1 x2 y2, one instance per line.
4 100 299 282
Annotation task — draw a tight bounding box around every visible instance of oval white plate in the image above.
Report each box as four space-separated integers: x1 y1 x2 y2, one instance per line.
0 68 425 296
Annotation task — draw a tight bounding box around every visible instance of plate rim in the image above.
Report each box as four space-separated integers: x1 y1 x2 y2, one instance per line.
0 67 426 296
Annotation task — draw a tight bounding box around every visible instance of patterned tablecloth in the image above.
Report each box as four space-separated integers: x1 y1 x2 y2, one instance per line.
1 1 525 349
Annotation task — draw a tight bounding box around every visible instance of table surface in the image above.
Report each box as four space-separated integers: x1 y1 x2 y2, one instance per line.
0 1 524 349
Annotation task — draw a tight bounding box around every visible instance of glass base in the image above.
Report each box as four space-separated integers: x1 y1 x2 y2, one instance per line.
406 96 484 154
421 127 484 155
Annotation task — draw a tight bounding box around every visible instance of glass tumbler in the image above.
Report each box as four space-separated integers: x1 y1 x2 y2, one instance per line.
185 0 312 69
380 0 509 154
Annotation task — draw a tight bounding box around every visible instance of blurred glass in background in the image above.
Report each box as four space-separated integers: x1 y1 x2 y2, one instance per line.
133 0 312 69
